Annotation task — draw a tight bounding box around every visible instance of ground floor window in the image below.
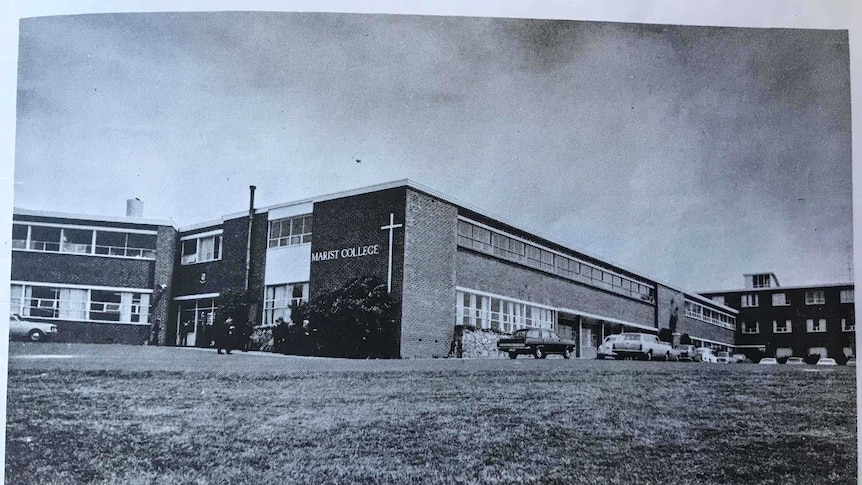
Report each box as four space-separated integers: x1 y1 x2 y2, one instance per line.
456 289 554 333
10 283 150 323
176 298 217 346
808 347 827 358
776 347 793 358
263 282 309 325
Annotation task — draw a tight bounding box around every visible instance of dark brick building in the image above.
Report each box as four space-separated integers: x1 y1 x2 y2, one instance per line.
10 207 176 344
700 273 855 362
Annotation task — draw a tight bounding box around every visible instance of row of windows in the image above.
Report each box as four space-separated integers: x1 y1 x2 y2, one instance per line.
456 290 555 333
10 284 150 323
731 289 853 308
181 233 223 265
457 219 656 303
268 215 312 248
683 300 736 330
263 282 310 325
12 223 158 259
741 318 855 334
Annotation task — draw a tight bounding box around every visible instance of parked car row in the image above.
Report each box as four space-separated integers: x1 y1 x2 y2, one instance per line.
596 333 740 362
760 356 847 366
7 313 58 342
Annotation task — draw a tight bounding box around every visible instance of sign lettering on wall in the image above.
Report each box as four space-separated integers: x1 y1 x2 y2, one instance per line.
311 244 381 262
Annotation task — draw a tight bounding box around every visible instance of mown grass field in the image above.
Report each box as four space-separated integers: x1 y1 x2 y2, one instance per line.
5 343 857 484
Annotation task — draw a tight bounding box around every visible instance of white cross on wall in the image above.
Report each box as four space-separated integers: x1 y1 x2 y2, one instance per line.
380 213 403 293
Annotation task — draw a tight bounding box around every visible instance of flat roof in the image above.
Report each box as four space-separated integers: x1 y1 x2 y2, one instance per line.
13 207 174 227
700 282 854 294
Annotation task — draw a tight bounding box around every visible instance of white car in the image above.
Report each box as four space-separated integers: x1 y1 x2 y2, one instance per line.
693 347 717 363
8 314 59 342
759 357 779 365
597 334 622 359
816 358 837 366
785 357 806 365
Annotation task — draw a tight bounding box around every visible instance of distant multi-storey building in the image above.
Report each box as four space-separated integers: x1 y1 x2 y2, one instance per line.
700 273 855 362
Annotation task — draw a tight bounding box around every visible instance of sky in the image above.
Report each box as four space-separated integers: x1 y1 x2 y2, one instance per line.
7 7 855 292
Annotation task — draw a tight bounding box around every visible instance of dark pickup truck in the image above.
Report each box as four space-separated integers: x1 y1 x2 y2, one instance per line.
497 328 576 359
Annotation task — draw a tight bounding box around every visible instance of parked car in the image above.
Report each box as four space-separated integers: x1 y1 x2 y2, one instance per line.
731 354 750 364
693 347 717 363
611 332 675 361
597 334 623 360
758 357 779 365
715 351 732 364
846 357 856 366
785 357 806 365
497 328 576 359
816 358 837 366
8 314 58 342
675 344 697 362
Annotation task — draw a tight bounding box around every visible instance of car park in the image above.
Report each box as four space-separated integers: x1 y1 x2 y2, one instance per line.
674 344 697 362
497 328 576 359
785 357 806 365
816 358 837 366
758 357 778 365
611 332 675 361
693 347 717 363
597 334 622 360
8 314 59 342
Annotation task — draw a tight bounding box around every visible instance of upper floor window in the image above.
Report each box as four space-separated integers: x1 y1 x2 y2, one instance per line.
741 294 759 308
840 289 854 303
181 233 222 264
805 290 825 305
268 215 312 248
773 320 792 334
13 223 156 259
711 295 725 305
752 274 772 288
772 293 789 306
741 321 759 334
806 319 826 333
841 318 855 332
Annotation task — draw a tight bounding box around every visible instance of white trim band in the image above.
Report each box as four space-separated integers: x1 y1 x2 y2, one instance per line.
173 293 220 301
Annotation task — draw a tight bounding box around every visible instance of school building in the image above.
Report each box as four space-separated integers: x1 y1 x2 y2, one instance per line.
10 180 743 357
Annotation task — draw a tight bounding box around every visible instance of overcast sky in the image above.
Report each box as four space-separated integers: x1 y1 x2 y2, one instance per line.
11 11 853 291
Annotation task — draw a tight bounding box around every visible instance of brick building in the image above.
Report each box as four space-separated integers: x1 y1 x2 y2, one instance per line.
700 273 855 362
11 181 740 356
9 205 177 344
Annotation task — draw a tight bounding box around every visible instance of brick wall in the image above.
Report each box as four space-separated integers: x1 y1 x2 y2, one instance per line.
400 189 458 358
456 250 656 327
152 226 177 345
11 252 154 289
655 284 734 344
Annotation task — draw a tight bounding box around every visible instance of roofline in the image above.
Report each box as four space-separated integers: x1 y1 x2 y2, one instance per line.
13 207 174 227
699 282 854 294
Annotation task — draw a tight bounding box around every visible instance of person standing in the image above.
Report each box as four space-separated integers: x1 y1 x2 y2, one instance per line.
179 319 191 346
216 318 236 355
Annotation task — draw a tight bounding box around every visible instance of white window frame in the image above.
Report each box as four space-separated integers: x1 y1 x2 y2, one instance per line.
773 319 792 334
263 282 309 325
841 318 855 332
741 294 759 308
10 282 150 324
180 232 223 265
741 321 759 334
805 290 826 305
840 289 854 303
806 318 826 333
771 293 789 306
13 222 158 259
268 215 312 248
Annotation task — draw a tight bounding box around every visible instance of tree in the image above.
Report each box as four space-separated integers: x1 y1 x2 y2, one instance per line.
658 328 673 343
303 276 399 358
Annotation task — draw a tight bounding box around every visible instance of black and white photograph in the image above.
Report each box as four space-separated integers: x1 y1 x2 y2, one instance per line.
1 2 858 484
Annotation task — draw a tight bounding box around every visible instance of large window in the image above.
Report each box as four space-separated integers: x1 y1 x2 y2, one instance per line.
806 318 826 333
181 233 223 264
773 320 792 334
805 290 826 305
741 294 759 308
771 293 788 306
741 321 759 334
457 218 655 303
268 215 312 248
263 282 309 325
684 300 736 330
752 274 772 288
841 318 855 332
13 223 157 259
840 289 854 303
456 289 554 333
10 284 149 324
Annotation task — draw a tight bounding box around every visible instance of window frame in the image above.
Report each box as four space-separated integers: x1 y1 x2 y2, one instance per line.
773 319 792 334
805 290 826 305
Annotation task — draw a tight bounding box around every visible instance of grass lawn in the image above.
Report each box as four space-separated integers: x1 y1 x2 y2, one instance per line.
5 343 857 484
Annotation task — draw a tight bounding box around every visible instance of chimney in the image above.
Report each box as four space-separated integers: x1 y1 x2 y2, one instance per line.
126 198 143 218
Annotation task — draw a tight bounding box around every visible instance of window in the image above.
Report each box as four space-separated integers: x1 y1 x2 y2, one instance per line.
741 321 759 334
841 319 855 332
95 231 156 258
90 290 123 322
12 284 148 323
268 215 312 248
711 295 725 305
15 223 156 259
11 224 28 249
806 319 826 333
741 294 759 308
773 320 792 334
805 290 825 305
808 347 828 359
61 228 94 254
181 233 223 264
771 293 788 306
840 289 854 303
752 274 772 288
456 289 554 333
263 283 309 325
29 226 61 252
